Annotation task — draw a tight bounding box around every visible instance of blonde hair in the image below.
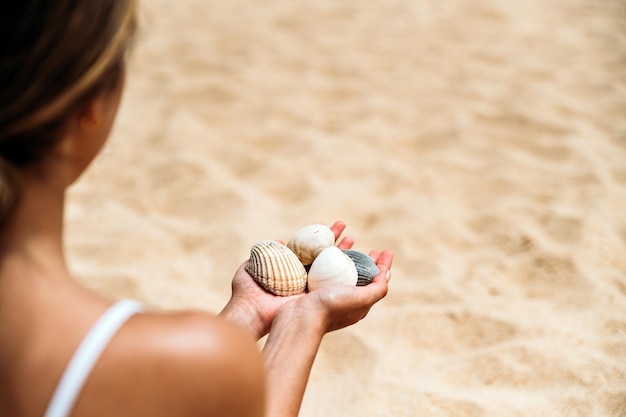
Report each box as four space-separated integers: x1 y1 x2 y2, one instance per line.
0 0 137 226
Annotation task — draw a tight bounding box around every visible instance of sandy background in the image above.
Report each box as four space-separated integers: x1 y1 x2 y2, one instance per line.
65 0 626 415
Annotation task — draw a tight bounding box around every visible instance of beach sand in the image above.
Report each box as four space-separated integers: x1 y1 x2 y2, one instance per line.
66 0 626 415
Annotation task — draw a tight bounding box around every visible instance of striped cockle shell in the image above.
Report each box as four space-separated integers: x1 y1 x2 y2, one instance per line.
246 241 307 296
307 246 358 291
342 249 380 286
287 224 335 266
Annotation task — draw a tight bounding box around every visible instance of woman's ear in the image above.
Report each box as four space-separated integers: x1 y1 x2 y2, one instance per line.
52 97 110 176
54 79 123 181
78 100 105 135
54 99 104 160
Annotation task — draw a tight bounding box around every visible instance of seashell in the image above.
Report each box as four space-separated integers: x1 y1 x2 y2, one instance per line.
307 246 358 291
287 224 336 266
246 240 307 296
342 249 380 286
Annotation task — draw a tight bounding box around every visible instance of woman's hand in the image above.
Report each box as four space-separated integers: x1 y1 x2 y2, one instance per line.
219 221 356 340
273 248 393 334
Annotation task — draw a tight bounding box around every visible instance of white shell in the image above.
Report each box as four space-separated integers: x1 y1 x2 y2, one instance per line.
307 246 358 291
246 241 308 296
287 224 336 265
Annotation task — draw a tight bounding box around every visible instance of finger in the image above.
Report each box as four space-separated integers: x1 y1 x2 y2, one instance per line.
359 273 389 303
374 250 393 271
368 250 382 262
371 250 393 283
336 236 354 250
330 221 347 242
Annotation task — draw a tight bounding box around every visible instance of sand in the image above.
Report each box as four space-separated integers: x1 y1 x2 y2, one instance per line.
65 0 626 415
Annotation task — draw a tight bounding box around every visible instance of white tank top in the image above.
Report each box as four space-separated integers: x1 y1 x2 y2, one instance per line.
43 299 143 417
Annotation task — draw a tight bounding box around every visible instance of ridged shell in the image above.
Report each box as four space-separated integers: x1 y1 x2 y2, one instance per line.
246 241 307 296
307 246 358 291
287 224 335 265
342 249 380 286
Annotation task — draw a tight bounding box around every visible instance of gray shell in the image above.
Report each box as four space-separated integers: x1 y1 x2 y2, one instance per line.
342 250 380 286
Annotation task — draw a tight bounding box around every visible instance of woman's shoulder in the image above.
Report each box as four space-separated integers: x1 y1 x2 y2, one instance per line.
73 309 265 417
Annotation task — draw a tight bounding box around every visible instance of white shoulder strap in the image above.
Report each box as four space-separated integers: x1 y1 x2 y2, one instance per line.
43 299 143 417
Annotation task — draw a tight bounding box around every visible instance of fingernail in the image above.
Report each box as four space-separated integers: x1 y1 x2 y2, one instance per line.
385 270 391 282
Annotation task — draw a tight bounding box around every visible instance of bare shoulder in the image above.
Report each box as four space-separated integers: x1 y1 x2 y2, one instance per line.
74 310 265 417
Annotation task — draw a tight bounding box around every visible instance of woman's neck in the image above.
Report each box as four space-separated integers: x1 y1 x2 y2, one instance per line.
1 170 69 283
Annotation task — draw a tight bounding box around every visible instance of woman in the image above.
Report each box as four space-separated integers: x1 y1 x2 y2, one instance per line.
0 1 393 417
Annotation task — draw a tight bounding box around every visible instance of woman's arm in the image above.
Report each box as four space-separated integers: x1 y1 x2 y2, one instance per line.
262 250 392 417
262 302 325 417
219 221 392 416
